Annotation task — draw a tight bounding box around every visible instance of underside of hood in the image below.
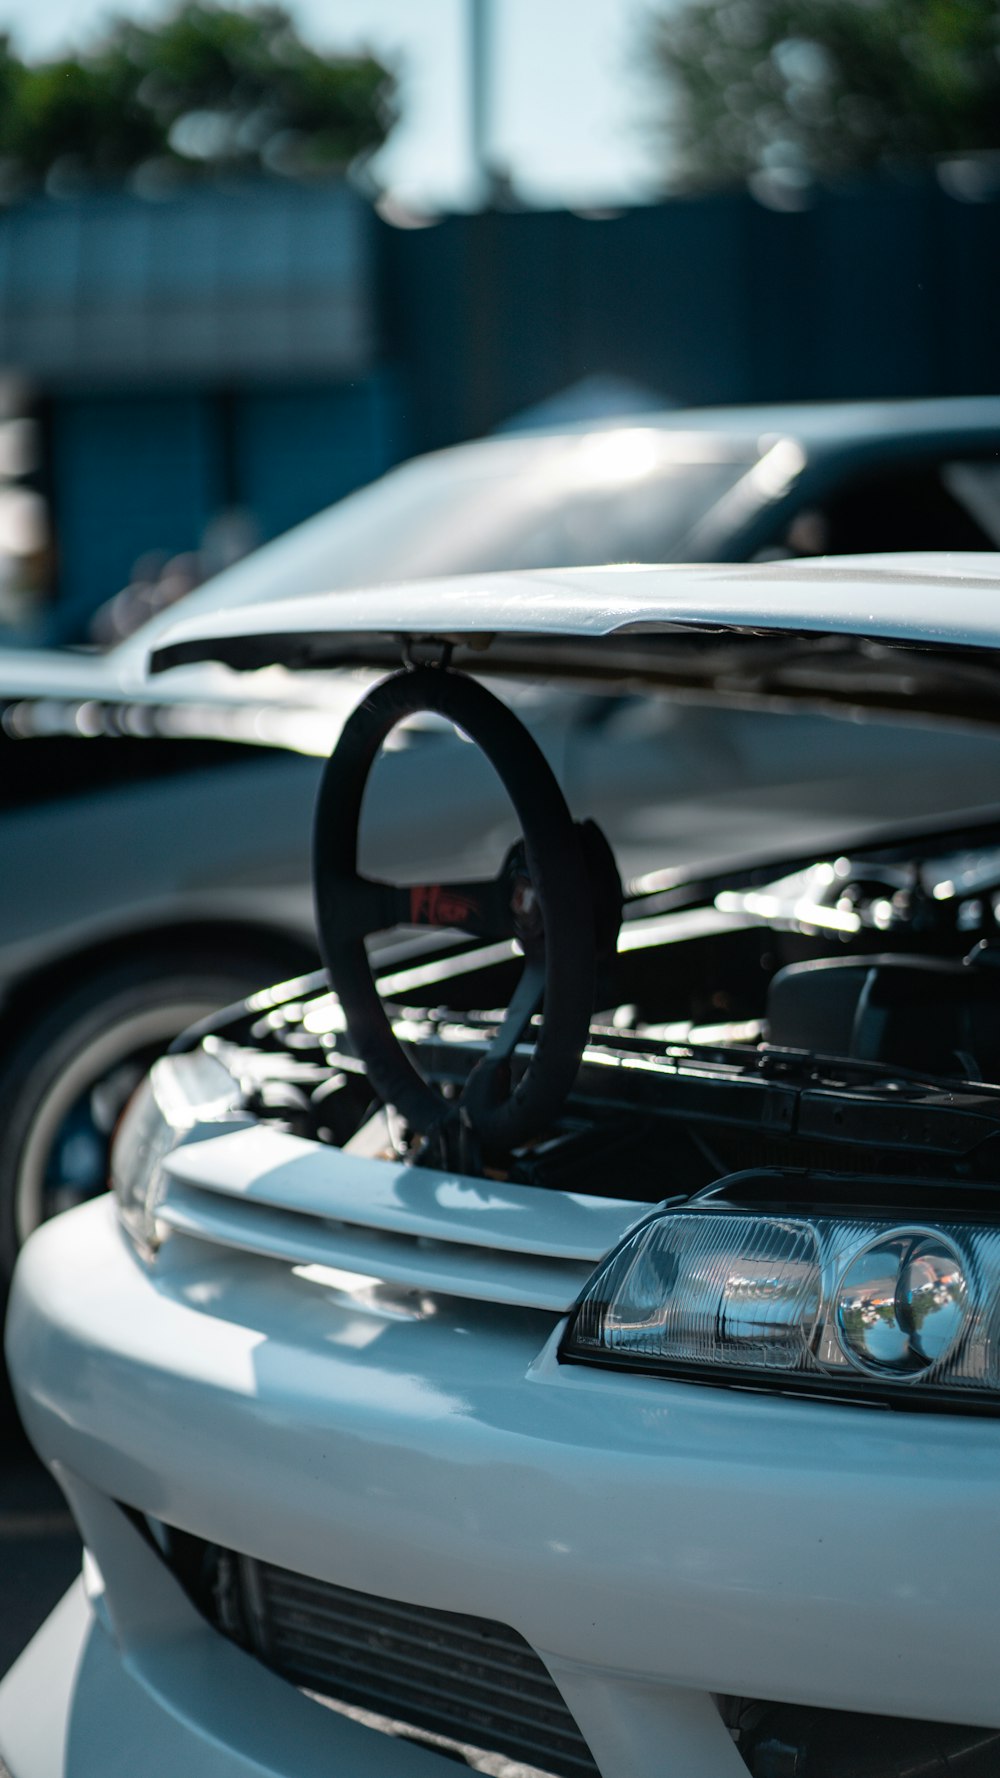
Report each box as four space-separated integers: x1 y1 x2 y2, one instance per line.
149 554 1000 728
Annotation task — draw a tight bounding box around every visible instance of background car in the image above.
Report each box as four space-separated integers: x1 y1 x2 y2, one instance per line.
105 393 1000 642
1 395 1000 1296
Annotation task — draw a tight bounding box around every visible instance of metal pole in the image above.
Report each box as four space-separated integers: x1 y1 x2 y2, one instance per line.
469 0 491 198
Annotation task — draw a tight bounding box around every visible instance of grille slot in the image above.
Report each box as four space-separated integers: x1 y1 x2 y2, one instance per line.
159 1123 646 1312
230 1556 600 1778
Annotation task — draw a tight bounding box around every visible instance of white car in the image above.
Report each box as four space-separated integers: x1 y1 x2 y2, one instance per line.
3 395 1000 1297
5 554 1000 1777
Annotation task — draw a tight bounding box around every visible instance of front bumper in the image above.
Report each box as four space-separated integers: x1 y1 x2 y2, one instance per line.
4 1196 1000 1777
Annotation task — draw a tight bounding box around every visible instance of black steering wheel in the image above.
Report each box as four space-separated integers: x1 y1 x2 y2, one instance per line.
313 665 620 1153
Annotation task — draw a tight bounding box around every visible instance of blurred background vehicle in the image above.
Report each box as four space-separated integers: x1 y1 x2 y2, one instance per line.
86 394 1000 645
0 394 998 1289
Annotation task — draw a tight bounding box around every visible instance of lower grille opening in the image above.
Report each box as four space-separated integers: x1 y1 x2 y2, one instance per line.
199 1545 600 1778
721 1695 1000 1776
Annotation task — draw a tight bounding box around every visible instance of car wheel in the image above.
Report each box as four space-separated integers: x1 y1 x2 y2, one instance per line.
0 949 283 1302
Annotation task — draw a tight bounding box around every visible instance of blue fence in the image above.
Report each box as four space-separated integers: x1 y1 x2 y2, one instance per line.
0 171 997 631
49 375 401 629
380 176 1000 451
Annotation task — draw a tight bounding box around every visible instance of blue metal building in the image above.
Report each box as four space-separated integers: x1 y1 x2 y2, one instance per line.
0 180 400 632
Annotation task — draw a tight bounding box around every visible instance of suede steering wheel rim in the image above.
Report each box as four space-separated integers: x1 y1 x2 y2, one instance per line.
313 665 598 1151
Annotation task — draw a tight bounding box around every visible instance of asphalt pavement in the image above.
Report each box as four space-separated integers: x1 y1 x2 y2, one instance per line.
0 1417 80 1680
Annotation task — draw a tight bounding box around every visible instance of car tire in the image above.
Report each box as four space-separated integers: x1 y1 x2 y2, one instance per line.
0 947 286 1307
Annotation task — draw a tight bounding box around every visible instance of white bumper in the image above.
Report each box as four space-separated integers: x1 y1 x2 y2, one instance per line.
3 1196 1000 1778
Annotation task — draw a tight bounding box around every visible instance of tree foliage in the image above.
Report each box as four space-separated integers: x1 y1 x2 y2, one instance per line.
646 0 1000 192
0 4 395 191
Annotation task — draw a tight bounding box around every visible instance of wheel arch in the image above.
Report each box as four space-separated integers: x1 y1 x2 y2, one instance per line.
0 917 318 1071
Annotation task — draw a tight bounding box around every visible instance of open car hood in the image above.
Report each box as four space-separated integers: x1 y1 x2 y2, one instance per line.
149 553 1000 726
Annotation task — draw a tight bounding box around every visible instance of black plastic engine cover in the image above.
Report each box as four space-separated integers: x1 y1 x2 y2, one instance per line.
767 953 1000 1080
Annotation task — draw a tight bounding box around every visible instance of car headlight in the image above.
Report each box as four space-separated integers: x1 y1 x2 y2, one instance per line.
111 1049 247 1252
562 1199 1000 1406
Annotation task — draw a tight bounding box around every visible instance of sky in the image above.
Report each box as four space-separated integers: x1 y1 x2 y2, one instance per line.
0 0 667 210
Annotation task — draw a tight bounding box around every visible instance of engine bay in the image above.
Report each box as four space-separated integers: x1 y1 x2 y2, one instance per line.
203 818 1000 1209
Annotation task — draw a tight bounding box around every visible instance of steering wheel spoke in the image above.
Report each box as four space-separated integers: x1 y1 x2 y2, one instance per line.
491 958 545 1060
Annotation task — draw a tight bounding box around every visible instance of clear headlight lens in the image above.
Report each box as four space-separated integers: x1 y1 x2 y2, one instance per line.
834 1230 968 1377
111 1050 245 1252
564 1205 1000 1403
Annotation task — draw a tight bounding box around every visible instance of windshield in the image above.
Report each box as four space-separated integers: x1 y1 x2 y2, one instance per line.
115 427 755 669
